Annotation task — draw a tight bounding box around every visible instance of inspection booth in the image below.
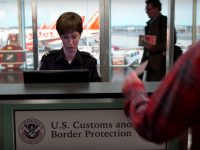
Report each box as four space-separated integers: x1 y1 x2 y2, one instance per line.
0 82 177 150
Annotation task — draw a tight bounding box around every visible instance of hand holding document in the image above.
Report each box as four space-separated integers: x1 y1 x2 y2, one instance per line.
134 60 148 76
122 61 148 95
139 35 156 47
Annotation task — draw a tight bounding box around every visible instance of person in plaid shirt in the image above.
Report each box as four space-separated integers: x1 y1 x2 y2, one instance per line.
122 41 200 150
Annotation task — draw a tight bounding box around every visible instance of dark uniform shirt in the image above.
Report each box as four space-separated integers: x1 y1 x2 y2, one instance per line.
39 48 101 82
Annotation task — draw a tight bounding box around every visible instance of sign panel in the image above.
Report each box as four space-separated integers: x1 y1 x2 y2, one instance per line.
14 109 166 150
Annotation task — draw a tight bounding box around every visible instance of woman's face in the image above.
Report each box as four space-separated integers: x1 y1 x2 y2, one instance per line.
60 31 81 54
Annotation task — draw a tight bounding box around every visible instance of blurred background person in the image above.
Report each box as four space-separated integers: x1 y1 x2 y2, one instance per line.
140 0 167 81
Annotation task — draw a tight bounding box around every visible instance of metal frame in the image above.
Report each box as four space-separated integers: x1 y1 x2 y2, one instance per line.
31 0 39 70
99 0 111 81
17 0 26 49
166 0 175 72
192 0 197 43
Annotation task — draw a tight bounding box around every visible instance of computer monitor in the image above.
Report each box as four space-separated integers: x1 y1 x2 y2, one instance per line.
23 69 90 83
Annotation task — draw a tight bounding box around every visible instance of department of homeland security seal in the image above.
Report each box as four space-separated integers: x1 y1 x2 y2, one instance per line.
18 118 45 144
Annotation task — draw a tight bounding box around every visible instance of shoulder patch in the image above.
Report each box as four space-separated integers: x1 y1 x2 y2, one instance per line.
44 50 59 56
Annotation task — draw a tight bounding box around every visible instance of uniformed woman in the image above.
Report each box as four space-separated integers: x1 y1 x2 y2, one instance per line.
39 12 101 82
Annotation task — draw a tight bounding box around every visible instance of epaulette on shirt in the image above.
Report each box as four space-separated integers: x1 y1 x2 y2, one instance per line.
43 50 59 57
80 51 95 59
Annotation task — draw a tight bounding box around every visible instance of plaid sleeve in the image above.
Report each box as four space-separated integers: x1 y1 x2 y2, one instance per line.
124 41 200 143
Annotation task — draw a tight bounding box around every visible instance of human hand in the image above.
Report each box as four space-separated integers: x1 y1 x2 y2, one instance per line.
143 35 156 49
121 71 143 96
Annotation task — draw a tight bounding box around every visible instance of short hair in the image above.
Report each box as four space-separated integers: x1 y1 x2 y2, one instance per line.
56 12 83 35
145 0 162 11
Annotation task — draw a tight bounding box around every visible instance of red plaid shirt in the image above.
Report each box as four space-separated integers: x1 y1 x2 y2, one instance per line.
124 41 200 145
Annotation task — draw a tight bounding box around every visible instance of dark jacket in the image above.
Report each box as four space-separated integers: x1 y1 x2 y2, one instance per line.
39 48 101 82
141 14 167 81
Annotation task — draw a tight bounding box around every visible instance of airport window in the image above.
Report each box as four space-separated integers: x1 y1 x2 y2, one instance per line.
110 0 168 68
0 0 199 81
110 0 200 81
110 0 168 81
111 0 144 67
175 0 193 53
0 0 99 70
0 0 22 69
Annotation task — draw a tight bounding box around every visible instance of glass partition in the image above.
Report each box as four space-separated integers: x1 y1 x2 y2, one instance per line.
0 0 199 82
0 0 99 70
111 0 145 67
110 0 167 67
110 0 168 81
175 0 193 53
110 0 199 81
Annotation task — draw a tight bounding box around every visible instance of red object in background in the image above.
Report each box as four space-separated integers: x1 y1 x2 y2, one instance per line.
0 44 26 68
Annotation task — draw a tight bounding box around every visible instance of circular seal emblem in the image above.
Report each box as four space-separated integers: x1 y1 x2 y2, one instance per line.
18 118 45 144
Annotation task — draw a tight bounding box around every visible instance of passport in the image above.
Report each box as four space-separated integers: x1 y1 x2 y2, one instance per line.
139 35 156 46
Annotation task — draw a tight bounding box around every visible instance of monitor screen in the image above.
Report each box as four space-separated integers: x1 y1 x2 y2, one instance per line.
23 69 90 83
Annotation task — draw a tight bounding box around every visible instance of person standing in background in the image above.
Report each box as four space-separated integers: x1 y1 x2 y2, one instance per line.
39 12 101 82
140 0 167 81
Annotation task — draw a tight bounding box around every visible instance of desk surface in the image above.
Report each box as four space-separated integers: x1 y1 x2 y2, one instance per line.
0 82 159 100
